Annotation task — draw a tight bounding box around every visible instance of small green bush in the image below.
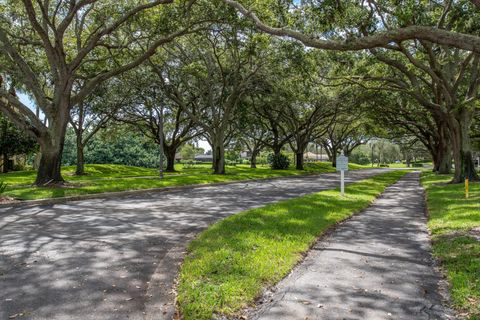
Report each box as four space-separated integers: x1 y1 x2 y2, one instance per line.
12 164 26 171
0 181 7 195
267 153 290 170
412 163 423 168
379 164 390 167
182 160 199 168
225 160 237 167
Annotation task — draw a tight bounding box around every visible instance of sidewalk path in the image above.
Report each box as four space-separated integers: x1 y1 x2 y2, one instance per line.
0 169 386 320
250 172 453 320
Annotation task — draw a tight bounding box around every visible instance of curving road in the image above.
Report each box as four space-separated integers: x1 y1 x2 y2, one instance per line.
0 169 387 320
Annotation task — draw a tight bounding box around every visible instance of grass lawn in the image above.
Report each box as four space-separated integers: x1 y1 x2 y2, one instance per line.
386 162 433 169
0 162 371 201
421 173 480 320
176 170 408 320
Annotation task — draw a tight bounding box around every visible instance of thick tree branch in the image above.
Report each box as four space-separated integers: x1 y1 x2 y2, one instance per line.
223 0 480 53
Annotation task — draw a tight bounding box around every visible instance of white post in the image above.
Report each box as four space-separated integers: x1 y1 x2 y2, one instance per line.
159 104 164 179
341 169 345 196
336 150 347 197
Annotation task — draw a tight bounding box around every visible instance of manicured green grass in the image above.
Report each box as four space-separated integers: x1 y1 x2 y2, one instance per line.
0 162 371 200
382 162 433 169
176 170 407 320
421 172 480 319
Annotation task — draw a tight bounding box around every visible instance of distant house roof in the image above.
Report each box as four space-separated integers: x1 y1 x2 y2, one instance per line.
304 152 329 161
194 154 213 161
240 151 251 159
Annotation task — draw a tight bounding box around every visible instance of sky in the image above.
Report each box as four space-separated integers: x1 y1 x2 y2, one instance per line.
198 140 211 152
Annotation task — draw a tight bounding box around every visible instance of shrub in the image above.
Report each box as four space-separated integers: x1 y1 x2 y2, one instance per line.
267 153 290 170
412 163 424 168
350 152 370 165
379 164 390 167
0 181 7 195
12 163 26 171
182 160 198 169
225 160 237 167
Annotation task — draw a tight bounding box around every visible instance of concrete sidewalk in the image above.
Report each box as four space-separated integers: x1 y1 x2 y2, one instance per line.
250 172 453 320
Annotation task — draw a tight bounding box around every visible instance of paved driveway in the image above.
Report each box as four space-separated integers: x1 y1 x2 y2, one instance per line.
0 169 387 320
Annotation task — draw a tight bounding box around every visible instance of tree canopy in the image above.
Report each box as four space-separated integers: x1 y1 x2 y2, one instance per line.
1 0 479 183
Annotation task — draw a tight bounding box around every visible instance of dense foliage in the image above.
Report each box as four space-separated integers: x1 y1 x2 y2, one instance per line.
62 128 160 169
267 152 291 170
0 113 37 172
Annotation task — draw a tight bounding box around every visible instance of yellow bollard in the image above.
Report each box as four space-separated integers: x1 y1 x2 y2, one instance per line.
465 178 469 199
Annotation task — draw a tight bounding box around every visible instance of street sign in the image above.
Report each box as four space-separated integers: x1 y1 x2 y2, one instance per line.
336 155 348 171
336 153 348 196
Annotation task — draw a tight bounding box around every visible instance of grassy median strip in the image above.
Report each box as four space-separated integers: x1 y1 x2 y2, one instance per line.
421 173 480 319
176 170 407 320
0 163 370 201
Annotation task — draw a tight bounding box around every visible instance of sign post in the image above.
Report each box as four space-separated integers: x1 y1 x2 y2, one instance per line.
336 151 349 196
466 178 469 199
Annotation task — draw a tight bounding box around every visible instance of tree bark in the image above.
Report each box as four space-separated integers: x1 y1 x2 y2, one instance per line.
210 132 226 174
296 152 305 170
250 151 258 169
294 140 308 170
435 123 452 174
165 146 177 172
433 138 451 174
75 141 85 176
34 110 69 185
330 148 337 167
213 143 225 174
211 145 216 170
35 143 65 185
2 153 8 173
272 145 282 157
449 110 479 183
437 151 452 174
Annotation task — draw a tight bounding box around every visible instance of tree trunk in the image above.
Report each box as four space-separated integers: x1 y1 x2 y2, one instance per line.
431 123 451 174
250 151 258 169
449 110 479 183
330 148 337 167
211 133 225 174
165 146 177 172
75 141 85 176
272 145 282 157
2 153 8 173
211 147 216 170
437 151 452 174
295 141 308 170
213 143 225 174
296 152 305 170
35 142 65 185
433 141 451 174
34 112 69 185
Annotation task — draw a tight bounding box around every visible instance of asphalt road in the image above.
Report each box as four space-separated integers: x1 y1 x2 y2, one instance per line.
249 172 453 320
0 169 387 320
